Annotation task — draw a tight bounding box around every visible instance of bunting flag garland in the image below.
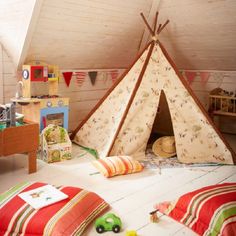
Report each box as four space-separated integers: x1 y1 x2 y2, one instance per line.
88 71 97 85
101 72 108 83
214 72 224 87
75 72 86 87
199 72 210 84
184 71 197 84
62 72 73 87
110 70 119 84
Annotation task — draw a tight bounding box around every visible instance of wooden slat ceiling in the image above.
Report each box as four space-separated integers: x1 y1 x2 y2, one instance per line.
157 0 236 70
24 0 236 70
25 0 153 69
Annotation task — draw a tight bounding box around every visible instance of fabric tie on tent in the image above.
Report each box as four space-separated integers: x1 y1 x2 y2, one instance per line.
75 72 86 87
185 71 197 84
110 70 119 83
62 72 73 87
199 72 210 84
88 71 97 85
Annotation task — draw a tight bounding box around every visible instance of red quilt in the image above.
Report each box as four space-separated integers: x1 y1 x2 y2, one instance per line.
0 182 109 236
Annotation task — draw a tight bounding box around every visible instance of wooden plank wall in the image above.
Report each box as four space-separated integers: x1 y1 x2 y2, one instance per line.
0 45 17 104
59 69 124 131
0 44 3 104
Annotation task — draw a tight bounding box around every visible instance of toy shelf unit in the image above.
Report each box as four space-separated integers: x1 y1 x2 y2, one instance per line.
209 94 236 134
12 62 69 132
209 95 236 117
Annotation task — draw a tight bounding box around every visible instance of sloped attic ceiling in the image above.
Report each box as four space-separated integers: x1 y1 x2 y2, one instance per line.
0 0 38 67
24 0 154 69
156 0 236 71
3 0 235 71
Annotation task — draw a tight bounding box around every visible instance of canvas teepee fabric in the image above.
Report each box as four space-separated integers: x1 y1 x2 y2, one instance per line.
72 13 235 165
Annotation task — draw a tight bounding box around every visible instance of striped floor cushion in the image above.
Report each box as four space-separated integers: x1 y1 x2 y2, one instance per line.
93 156 144 178
155 183 236 236
0 182 109 236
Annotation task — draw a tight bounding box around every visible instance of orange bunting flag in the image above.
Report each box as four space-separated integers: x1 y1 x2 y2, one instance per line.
185 71 197 84
110 70 119 84
74 72 86 87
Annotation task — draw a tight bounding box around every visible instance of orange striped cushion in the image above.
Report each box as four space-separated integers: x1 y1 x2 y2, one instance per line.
93 156 144 178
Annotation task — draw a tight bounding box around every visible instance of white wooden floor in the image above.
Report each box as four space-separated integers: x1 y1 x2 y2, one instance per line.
0 135 236 236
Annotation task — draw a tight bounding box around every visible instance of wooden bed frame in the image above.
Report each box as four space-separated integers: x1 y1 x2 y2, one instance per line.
0 121 39 174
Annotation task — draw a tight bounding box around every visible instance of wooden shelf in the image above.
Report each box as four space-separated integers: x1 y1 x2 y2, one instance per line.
209 94 236 115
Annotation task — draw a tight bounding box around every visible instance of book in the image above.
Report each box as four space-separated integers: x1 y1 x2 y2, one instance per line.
18 184 68 209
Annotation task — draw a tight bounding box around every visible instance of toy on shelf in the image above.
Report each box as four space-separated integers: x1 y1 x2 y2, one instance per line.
21 62 59 98
11 61 69 132
95 213 122 233
0 103 24 130
40 124 72 163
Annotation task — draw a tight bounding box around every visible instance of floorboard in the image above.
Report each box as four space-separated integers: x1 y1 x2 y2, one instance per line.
0 142 236 236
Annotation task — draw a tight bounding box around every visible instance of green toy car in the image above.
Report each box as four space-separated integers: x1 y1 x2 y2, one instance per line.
95 213 122 233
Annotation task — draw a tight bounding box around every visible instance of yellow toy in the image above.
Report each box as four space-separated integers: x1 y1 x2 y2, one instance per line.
125 230 138 236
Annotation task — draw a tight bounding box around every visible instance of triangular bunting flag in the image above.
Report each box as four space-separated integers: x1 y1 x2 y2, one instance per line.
75 72 86 87
185 71 196 84
215 72 224 87
110 70 119 83
199 72 210 84
62 72 73 87
101 72 108 83
88 71 97 85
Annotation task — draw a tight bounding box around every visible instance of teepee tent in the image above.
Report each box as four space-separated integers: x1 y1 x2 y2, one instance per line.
71 12 235 165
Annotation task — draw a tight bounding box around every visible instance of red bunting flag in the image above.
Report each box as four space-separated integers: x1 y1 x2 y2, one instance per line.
110 70 119 84
62 72 73 87
185 71 197 84
74 72 86 87
199 72 210 84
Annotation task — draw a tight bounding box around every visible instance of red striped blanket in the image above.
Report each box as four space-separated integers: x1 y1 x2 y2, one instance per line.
0 182 109 236
156 183 236 236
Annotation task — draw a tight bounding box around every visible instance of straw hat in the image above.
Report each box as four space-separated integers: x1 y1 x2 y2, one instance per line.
152 136 176 158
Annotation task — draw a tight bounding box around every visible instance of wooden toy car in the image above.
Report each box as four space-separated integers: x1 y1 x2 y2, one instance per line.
95 213 122 233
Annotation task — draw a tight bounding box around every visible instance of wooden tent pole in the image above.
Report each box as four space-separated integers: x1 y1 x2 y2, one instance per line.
157 24 162 34
140 13 154 36
107 42 155 156
158 41 236 164
158 20 169 34
153 12 159 33
70 41 153 140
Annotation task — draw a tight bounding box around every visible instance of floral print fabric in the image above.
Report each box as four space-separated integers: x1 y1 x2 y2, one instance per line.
74 43 233 164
